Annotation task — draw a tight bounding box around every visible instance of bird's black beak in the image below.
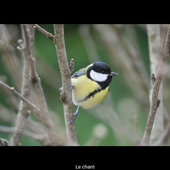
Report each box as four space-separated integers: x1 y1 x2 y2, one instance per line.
109 72 118 76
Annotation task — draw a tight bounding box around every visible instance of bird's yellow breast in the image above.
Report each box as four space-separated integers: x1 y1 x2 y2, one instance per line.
71 75 109 109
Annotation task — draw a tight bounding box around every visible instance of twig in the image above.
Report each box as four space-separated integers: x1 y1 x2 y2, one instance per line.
147 25 164 145
142 61 165 146
0 137 9 146
34 24 54 42
53 24 78 146
164 25 170 60
0 24 22 91
0 126 50 146
142 25 170 146
27 25 60 146
0 104 53 145
10 24 32 146
0 76 19 113
0 80 40 113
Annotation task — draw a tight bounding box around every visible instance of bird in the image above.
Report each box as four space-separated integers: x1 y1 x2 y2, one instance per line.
66 61 118 124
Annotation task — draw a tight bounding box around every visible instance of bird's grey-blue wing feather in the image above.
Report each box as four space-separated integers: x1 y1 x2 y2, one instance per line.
71 68 85 78
72 72 85 78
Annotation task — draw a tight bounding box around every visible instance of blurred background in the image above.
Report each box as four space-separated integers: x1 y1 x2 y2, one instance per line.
0 24 170 146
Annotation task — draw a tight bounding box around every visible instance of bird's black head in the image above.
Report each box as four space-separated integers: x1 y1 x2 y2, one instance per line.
86 61 118 90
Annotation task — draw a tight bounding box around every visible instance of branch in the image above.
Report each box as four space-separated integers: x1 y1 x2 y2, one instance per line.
142 25 170 146
0 80 40 113
27 25 59 146
0 126 50 146
10 24 32 146
53 24 78 146
142 60 165 146
0 24 22 91
147 24 164 145
34 24 78 145
34 24 54 42
0 76 19 113
0 104 54 146
164 25 170 60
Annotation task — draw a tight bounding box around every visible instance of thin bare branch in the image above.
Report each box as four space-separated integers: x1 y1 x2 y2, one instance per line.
10 24 32 146
0 126 50 146
147 24 164 145
164 25 170 60
0 103 53 145
27 25 60 146
53 24 78 146
0 76 19 113
0 80 40 113
34 24 54 42
142 61 165 146
0 24 22 91
142 25 170 146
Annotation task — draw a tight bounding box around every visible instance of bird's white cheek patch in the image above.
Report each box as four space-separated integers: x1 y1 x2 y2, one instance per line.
90 70 108 82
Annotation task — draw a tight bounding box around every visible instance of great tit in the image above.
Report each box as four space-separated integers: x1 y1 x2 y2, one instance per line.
66 61 118 124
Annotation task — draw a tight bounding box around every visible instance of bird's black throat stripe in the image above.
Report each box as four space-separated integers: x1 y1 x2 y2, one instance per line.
78 89 102 103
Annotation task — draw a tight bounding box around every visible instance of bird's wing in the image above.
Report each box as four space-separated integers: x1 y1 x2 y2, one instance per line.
71 68 86 78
